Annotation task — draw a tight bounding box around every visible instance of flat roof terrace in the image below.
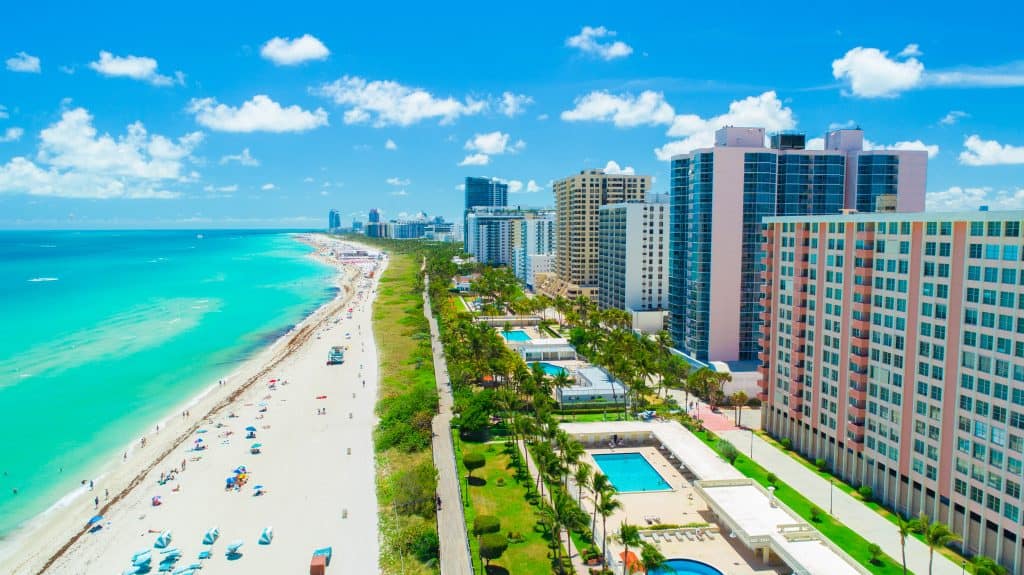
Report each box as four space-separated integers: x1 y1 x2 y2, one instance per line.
560 421 868 575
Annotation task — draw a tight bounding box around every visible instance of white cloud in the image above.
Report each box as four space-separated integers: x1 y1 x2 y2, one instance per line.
506 180 524 193
390 189 408 196
6 52 40 73
927 186 1024 211
260 34 329 66
939 110 969 125
0 107 201 199
219 148 259 166
204 184 238 194
861 138 940 158
526 180 542 193
59 65 74 75
499 92 533 117
561 90 674 127
458 153 489 166
828 120 857 130
386 177 410 186
959 135 1024 166
0 105 7 119
655 91 795 160
464 131 523 155
833 45 1024 98
261 183 275 190
898 44 922 58
313 75 486 127
537 113 549 121
603 160 635 175
806 137 825 150
384 138 397 150
88 51 182 86
303 176 315 183
187 95 328 133
566 26 633 60
832 46 924 98
0 127 23 143
455 183 465 191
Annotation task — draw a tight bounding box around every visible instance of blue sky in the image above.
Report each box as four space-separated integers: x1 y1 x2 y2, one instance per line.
1 0 1023 228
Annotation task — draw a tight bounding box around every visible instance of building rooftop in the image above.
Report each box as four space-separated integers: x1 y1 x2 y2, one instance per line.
764 209 1024 224
562 366 627 398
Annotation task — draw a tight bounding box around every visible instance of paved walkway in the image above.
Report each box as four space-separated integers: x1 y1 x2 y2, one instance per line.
718 428 961 575
422 273 474 575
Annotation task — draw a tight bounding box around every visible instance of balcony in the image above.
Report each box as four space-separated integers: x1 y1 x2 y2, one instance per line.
788 400 804 417
853 283 871 298
854 248 874 261
759 310 773 322
848 404 866 420
758 349 771 363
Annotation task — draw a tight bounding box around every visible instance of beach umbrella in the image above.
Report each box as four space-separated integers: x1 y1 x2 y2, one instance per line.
257 402 268 407
226 540 244 555
245 426 257 432
258 526 273 545
132 549 151 561
251 443 262 449
253 484 264 490
87 515 103 525
154 530 172 549
202 527 219 545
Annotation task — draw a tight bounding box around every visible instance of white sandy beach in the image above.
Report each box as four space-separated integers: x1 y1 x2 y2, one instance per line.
0 234 383 575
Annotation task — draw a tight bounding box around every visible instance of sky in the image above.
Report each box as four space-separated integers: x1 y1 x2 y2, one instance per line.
1 0 1023 229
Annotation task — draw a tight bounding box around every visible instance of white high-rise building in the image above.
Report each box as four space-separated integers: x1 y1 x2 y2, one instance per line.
598 196 670 318
511 211 556 289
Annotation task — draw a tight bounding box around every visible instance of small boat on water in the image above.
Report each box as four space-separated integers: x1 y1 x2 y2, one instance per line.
327 346 345 365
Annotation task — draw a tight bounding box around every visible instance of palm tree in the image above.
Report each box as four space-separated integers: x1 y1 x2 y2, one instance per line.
639 541 666 573
917 514 961 575
731 390 749 425
573 463 591 505
591 472 611 534
616 521 642 575
598 487 621 560
972 555 1008 575
895 513 915 575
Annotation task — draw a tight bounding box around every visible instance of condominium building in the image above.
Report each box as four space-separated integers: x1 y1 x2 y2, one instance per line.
464 177 508 245
668 127 926 363
328 209 341 231
510 210 556 289
540 168 650 299
759 211 1024 572
465 207 526 266
597 196 670 314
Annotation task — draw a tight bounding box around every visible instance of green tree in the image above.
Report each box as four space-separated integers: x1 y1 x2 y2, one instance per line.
616 522 642 575
479 532 509 567
809 504 824 522
574 464 592 505
895 513 915 575
972 555 1008 575
867 542 883 565
473 515 501 535
731 390 748 424
640 541 666 572
915 514 961 575
463 451 485 480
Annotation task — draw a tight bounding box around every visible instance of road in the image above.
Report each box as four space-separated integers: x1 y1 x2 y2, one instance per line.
422 273 474 575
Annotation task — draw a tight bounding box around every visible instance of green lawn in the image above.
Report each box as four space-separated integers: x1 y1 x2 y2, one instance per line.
455 435 554 575
692 429 907 575
554 411 630 423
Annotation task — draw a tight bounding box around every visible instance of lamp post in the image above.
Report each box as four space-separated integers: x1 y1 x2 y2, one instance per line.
961 560 966 575
829 477 834 515
749 428 755 458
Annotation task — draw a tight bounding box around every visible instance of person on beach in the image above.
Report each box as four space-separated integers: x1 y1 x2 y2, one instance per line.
89 479 94 490
105 489 109 500
93 496 98 508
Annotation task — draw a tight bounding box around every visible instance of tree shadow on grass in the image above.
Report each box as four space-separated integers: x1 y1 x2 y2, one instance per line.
484 566 509 575
468 476 488 486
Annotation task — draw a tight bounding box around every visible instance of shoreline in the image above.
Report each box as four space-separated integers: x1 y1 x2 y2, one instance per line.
0 233 371 575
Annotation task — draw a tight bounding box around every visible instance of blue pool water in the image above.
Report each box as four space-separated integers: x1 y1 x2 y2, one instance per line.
532 362 567 376
649 558 725 575
592 452 671 492
501 330 531 342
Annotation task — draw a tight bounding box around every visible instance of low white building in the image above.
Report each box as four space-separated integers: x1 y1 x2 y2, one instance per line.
555 366 628 407
507 337 577 362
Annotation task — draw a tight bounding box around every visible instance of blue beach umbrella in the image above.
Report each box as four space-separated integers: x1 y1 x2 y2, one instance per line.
87 515 103 525
245 426 257 432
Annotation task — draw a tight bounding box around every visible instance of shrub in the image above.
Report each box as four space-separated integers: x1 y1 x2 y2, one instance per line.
815 458 827 471
746 397 762 408
411 529 440 563
867 542 883 565
718 440 740 465
495 477 506 486
780 437 792 450
766 472 778 486
809 505 824 522
392 461 439 518
858 485 873 500
463 451 485 479
479 533 509 566
473 515 501 535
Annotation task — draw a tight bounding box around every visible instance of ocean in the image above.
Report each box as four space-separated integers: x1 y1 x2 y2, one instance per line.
0 230 335 538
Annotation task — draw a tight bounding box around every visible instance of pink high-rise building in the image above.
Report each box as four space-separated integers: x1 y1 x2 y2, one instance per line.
760 211 1024 572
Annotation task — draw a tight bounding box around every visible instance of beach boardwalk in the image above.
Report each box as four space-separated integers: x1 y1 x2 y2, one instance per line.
422 273 474 575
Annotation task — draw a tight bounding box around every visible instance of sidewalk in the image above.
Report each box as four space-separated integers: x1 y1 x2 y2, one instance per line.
423 273 474 575
718 428 962 575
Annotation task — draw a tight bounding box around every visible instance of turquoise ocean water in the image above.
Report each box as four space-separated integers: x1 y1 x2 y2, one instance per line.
0 230 334 538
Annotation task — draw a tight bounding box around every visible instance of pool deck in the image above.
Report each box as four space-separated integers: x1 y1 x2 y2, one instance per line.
562 421 869 575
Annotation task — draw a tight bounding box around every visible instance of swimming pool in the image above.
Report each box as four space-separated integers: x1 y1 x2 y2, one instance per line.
591 452 671 492
649 558 725 575
532 362 567 376
501 330 531 342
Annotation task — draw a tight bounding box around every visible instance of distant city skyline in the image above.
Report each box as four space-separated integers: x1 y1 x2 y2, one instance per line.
2 3 1024 228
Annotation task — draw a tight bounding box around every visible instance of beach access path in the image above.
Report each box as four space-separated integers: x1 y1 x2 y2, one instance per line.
422 271 474 575
10 236 382 575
